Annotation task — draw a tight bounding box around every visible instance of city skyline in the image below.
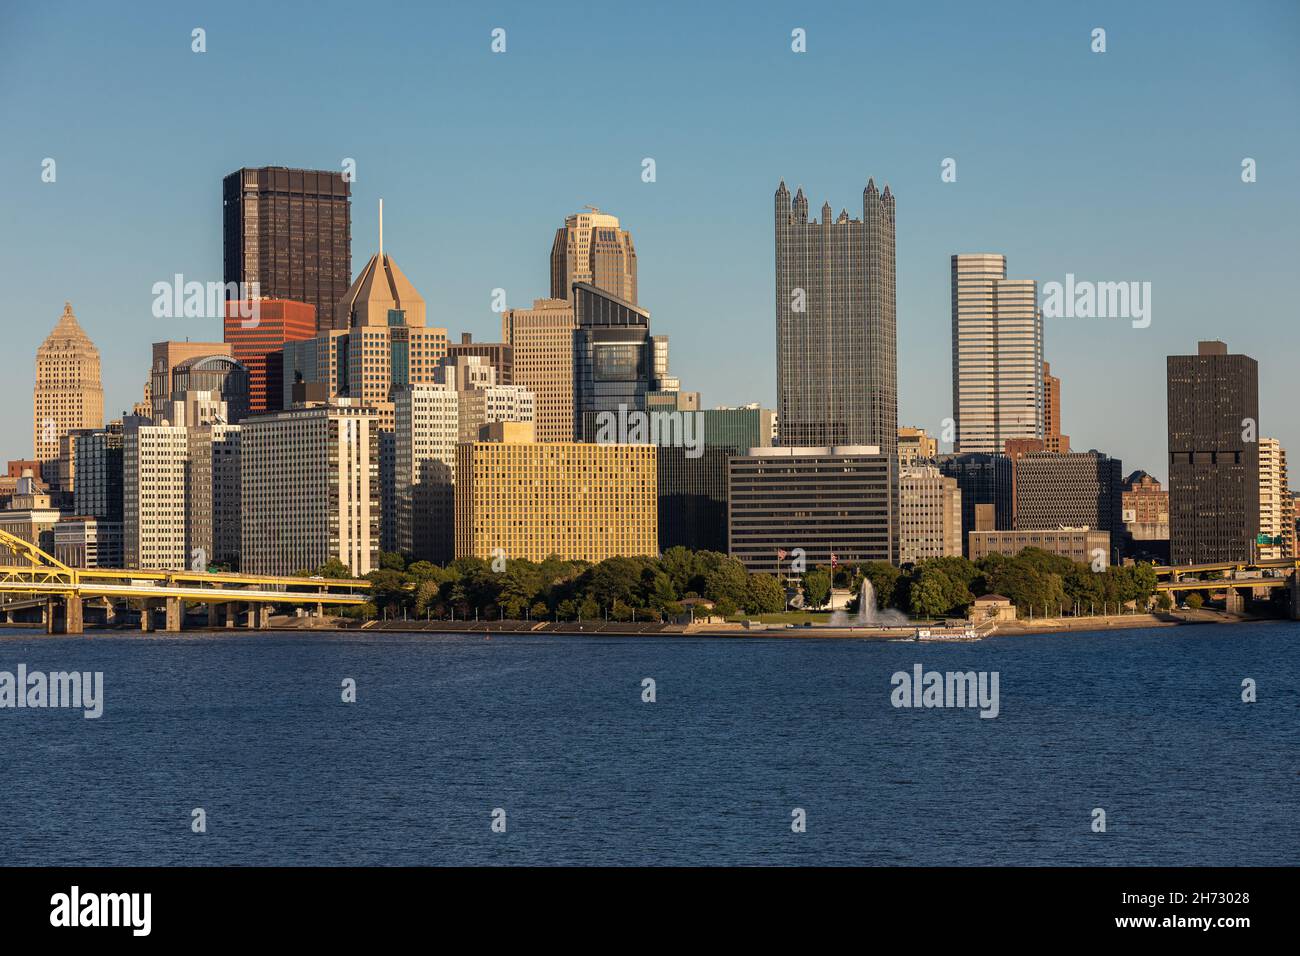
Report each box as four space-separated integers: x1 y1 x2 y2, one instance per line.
4 2 1298 482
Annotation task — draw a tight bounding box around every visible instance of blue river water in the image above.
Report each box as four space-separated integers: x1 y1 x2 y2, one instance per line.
0 622 1295 866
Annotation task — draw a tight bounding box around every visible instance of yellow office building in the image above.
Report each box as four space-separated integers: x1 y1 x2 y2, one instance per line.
455 440 657 563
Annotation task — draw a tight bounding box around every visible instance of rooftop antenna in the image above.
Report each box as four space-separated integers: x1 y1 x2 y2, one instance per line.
379 198 384 257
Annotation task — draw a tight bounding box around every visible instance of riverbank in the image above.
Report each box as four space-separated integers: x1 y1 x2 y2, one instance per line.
7 607 1286 640
250 607 1281 639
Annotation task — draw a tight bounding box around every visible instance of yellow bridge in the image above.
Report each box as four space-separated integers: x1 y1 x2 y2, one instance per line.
0 529 369 634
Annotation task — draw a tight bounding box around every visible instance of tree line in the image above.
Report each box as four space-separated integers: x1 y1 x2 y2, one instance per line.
300 545 1161 622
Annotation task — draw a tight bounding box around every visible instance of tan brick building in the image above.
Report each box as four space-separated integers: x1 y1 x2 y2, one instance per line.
34 302 103 487
455 437 657 563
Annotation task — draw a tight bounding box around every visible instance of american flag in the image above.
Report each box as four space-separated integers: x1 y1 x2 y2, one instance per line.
830 553 838 568
776 549 788 560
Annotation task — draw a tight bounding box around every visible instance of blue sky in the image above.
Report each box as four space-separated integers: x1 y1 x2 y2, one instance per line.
2 0 1297 483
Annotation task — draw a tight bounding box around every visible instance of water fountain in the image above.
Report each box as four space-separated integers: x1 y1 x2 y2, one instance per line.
829 578 910 627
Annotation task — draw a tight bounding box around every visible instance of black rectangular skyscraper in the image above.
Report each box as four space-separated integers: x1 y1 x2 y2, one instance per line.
1166 340 1260 564
223 167 352 333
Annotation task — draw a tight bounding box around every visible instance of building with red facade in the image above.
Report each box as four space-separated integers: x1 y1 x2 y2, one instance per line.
224 299 317 414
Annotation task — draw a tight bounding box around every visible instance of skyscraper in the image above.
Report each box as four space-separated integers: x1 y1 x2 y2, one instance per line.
34 302 104 487
1258 437 1294 560
936 452 1014 556
774 179 896 457
240 400 380 577
550 208 637 305
898 465 963 565
455 436 658 564
394 383 459 562
331 238 448 431
223 298 317 414
1013 451 1124 537
951 254 1043 453
1167 340 1260 564
222 167 352 334
502 298 578 442
572 282 672 440
1042 361 1070 453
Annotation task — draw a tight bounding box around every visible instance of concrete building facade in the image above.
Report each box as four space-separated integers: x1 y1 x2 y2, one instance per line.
728 445 896 574
951 254 1042 454
898 465 963 565
240 402 379 577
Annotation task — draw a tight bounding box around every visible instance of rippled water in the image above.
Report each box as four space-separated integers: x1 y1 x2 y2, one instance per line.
0 622 1295 865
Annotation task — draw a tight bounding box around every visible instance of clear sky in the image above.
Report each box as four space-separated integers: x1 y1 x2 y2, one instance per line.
2 0 1297 483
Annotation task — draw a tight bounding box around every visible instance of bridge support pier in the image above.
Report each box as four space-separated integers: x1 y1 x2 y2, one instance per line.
207 602 226 629
140 601 155 633
1224 587 1245 614
164 597 183 633
43 597 83 635
64 596 83 635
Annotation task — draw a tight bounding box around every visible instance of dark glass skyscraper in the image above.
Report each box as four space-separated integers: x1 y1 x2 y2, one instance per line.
774 179 897 457
572 282 655 440
936 452 1014 556
223 167 352 334
1167 340 1260 564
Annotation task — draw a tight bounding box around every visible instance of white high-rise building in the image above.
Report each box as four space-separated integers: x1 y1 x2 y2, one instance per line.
240 400 379 577
394 384 460 562
1258 437 1295 560
951 254 1043 453
123 424 190 570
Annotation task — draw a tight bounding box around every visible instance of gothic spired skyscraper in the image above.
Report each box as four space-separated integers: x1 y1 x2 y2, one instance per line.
774 179 896 457
34 302 104 487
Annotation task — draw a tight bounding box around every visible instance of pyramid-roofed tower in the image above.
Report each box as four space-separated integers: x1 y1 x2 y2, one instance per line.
334 251 427 329
33 301 104 484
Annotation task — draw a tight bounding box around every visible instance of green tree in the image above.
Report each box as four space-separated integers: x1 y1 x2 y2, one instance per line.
704 557 750 609
310 558 352 579
745 573 787 614
377 551 407 572
802 568 832 609
909 569 949 618
1185 592 1204 610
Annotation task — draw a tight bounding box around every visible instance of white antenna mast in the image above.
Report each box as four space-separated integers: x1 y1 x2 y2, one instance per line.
379 198 384 257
